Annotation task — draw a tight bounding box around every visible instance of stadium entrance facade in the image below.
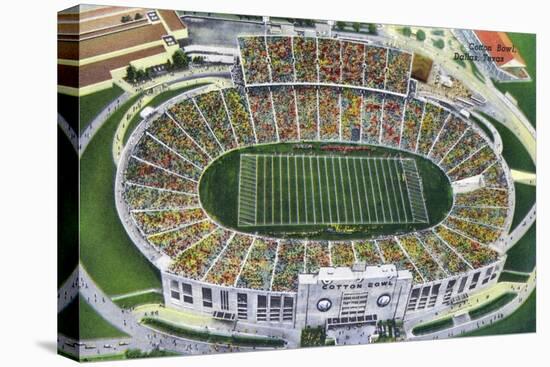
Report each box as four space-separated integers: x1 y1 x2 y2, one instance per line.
161 257 504 333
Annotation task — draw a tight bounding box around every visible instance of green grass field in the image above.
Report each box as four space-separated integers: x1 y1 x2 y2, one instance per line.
80 94 162 295
114 292 165 309
504 221 536 272
200 142 452 240
469 293 517 320
58 295 129 340
462 289 536 337
238 154 427 227
478 112 535 173
511 183 536 231
79 85 125 134
494 33 536 127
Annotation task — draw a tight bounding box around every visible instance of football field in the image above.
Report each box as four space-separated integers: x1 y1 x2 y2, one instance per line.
238 154 428 227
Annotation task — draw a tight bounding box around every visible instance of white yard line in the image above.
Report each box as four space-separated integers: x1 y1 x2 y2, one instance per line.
371 158 388 223
330 157 341 222
344 157 357 223
352 157 365 223
309 156 317 224
317 157 326 223
301 156 309 223
358 159 373 222
386 159 403 223
324 156 334 222
392 158 410 223
337 157 347 222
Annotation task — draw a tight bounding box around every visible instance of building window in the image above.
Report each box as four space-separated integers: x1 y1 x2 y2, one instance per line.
182 282 193 304
220 290 229 310
283 297 294 321
457 276 468 294
237 293 248 320
469 272 481 290
257 295 267 321
170 280 180 301
270 295 281 321
202 287 212 308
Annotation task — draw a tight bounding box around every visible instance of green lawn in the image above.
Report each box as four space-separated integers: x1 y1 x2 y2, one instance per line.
494 33 536 128
58 295 129 340
141 318 285 347
300 326 326 347
80 94 162 295
58 128 79 286
498 272 530 283
477 112 535 172
200 142 452 240
462 289 536 337
123 83 210 145
504 221 536 272
114 292 165 309
79 85 125 134
469 293 517 320
511 183 536 231
412 316 454 336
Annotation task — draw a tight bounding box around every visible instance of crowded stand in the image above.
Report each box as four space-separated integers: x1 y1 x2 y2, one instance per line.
398 235 446 281
416 231 470 274
237 36 412 95
119 37 513 295
222 88 256 146
194 91 238 151
341 88 362 141
330 242 356 267
385 49 412 94
247 87 278 143
400 98 424 152
318 38 342 84
148 220 217 257
148 115 211 168
238 36 271 84
204 234 254 286
365 46 387 90
304 241 331 273
428 115 468 163
377 238 422 283
125 157 197 193
133 134 202 181
236 239 278 290
271 86 299 141
271 241 306 292
169 100 223 158
295 86 319 140
132 208 206 235
266 36 294 83
361 91 384 143
353 240 382 265
293 37 318 83
171 229 233 279
341 41 365 86
318 87 340 140
380 95 405 147
417 103 449 156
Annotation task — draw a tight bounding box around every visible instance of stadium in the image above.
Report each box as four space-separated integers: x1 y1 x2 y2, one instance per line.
115 34 514 336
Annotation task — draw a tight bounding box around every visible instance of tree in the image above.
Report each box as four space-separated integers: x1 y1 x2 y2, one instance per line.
336 21 346 31
126 65 137 82
416 29 426 42
134 13 143 20
192 56 205 64
352 22 361 33
401 27 412 37
172 49 189 70
368 23 377 35
135 68 146 81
